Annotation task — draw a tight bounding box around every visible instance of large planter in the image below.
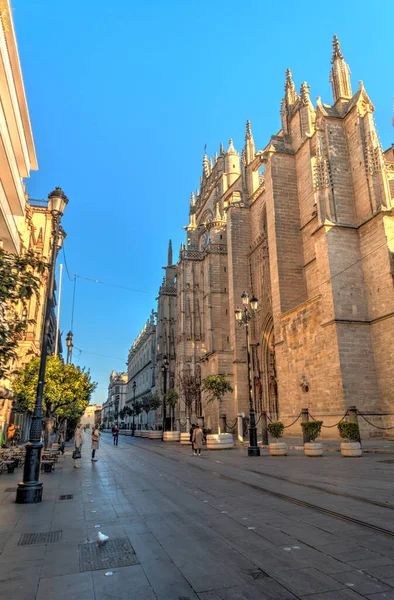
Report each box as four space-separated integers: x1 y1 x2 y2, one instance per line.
149 430 162 439
269 441 288 456
141 430 150 438
180 432 192 445
134 430 141 437
206 433 234 450
163 431 180 443
340 441 362 457
304 442 323 457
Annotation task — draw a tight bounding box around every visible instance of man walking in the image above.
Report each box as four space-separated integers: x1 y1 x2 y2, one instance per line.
112 423 119 446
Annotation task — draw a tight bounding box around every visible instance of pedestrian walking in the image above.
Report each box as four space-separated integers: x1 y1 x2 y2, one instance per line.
190 423 196 455
112 423 119 446
73 423 84 468
91 424 100 461
192 423 203 456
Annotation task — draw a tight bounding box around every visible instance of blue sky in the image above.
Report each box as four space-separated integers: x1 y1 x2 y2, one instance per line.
14 0 393 404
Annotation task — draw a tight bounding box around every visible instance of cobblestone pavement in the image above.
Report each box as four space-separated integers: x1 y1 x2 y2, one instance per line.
1 434 394 599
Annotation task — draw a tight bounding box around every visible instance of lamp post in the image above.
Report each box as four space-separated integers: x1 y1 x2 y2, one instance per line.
114 395 119 423
16 187 68 504
161 355 169 431
65 330 73 364
235 292 260 457
132 381 136 436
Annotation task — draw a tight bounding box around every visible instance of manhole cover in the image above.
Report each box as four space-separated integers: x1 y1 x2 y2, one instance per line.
247 568 268 580
79 537 138 572
4 488 15 492
18 531 62 546
59 494 73 500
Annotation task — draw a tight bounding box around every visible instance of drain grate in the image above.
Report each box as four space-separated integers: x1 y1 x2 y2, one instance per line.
18 531 62 546
247 568 268 580
79 537 138 572
59 494 73 500
4 488 15 492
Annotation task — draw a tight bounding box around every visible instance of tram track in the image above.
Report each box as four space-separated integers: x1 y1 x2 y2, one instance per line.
118 436 394 540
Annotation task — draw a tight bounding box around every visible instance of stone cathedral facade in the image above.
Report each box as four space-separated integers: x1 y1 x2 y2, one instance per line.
159 37 394 437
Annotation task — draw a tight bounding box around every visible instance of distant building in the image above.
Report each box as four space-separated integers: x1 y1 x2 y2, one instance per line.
126 311 157 429
102 372 127 428
80 404 102 430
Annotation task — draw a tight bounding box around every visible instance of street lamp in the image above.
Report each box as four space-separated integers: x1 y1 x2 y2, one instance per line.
132 381 136 436
65 330 73 364
161 355 169 431
235 292 260 457
16 187 68 504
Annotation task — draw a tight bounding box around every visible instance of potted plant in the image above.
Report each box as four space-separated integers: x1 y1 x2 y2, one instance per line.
338 422 362 457
267 422 287 456
301 421 323 456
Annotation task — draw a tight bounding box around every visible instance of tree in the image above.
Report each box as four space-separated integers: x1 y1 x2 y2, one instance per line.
131 401 142 430
141 394 152 428
119 407 126 421
13 354 96 448
164 389 179 432
201 374 234 433
178 370 200 423
0 248 47 380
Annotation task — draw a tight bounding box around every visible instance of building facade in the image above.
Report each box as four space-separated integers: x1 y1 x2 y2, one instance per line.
126 311 157 429
175 37 394 437
103 371 127 428
0 1 38 444
155 241 177 429
80 404 102 430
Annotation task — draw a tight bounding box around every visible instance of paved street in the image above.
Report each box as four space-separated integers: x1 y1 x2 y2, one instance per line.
1 435 394 600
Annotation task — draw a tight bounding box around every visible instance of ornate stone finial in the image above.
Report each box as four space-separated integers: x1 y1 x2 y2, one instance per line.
331 34 343 63
202 153 209 177
300 81 311 105
220 142 224 155
168 239 173 266
215 202 221 220
190 191 195 207
227 138 237 154
209 158 213 171
214 152 218 164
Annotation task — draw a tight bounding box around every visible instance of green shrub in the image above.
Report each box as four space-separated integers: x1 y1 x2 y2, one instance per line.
301 421 322 442
203 428 212 436
338 421 360 442
267 422 284 439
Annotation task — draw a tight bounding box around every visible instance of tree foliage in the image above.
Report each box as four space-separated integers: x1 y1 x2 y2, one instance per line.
13 354 96 447
0 248 47 379
164 389 179 432
201 374 233 404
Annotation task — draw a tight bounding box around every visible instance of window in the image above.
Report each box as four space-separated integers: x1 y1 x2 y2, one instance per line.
115 386 120 394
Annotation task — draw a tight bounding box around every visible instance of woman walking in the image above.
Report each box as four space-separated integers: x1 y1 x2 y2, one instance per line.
192 423 203 456
91 424 100 462
73 423 84 469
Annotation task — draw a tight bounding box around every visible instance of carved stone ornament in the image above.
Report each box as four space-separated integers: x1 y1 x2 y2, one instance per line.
299 375 309 393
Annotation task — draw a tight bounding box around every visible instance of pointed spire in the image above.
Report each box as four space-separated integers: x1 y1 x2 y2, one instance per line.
284 68 298 106
209 157 213 171
330 34 352 103
215 202 221 220
219 142 224 155
214 152 218 164
245 120 253 141
167 240 173 266
300 82 310 105
244 120 255 164
190 192 196 207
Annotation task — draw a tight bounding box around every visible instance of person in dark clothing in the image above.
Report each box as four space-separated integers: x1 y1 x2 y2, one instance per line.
190 423 196 454
112 423 119 446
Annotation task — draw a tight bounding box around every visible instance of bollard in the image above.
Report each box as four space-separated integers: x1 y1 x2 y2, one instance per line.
261 411 268 446
301 408 310 443
348 405 361 444
237 413 245 443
